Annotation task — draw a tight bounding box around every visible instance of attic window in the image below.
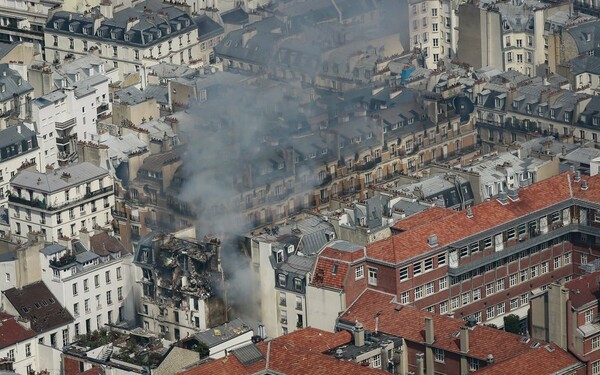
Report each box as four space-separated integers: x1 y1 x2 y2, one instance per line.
564 112 571 122
332 264 339 275
124 34 130 42
53 21 59 29
22 307 29 313
69 24 74 32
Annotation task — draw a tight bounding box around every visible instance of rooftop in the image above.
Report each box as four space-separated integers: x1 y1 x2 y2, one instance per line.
365 172 600 265
340 289 581 372
0 312 35 349
3 281 73 334
11 162 109 192
180 328 386 375
564 270 600 309
188 318 252 349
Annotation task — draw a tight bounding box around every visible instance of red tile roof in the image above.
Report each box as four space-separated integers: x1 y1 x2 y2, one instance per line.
311 257 349 290
367 172 600 264
474 344 582 375
564 270 600 309
89 231 129 256
179 328 386 375
0 312 35 349
341 289 576 366
392 206 452 231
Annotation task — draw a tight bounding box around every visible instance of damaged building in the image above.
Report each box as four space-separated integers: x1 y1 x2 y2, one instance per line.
133 230 227 341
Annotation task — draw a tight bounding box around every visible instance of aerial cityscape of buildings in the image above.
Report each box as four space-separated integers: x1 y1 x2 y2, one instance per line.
2 0 600 373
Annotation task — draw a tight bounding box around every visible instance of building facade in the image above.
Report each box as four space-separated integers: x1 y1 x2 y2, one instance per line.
8 162 115 242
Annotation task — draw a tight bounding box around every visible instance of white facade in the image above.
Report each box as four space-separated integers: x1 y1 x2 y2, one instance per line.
40 245 135 340
408 0 458 69
8 162 115 242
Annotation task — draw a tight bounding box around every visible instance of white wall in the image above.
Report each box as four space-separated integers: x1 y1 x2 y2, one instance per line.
305 286 345 333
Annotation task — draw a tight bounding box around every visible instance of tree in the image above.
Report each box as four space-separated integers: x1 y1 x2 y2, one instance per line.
503 314 521 334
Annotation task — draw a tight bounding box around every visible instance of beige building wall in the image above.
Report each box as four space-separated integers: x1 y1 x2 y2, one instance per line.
305 285 346 332
113 99 160 127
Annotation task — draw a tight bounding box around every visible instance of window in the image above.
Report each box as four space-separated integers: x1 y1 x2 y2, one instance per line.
399 267 409 281
473 289 481 301
460 246 469 258
414 262 422 275
85 299 90 313
7 349 14 361
279 292 286 306
426 282 435 295
74 303 79 316
62 328 69 346
469 358 479 371
510 298 519 310
486 306 495 320
84 279 89 292
434 348 444 363
520 293 529 305
105 270 111 284
401 291 410 304
368 268 377 286
497 302 505 315
520 270 528 282
509 273 517 287
541 261 549 274
486 282 494 296
554 256 561 269
25 343 31 357
451 296 459 311
586 309 594 324
462 292 470 306
439 277 447 290
440 301 448 314
371 354 382 368
484 237 492 248
507 228 516 239
355 266 364 280
72 283 78 296
593 360 600 375
95 275 100 288
278 274 286 287
438 252 446 265
593 336 600 350
432 8 438 16
294 278 302 291
424 258 433 271
564 253 571 265
117 267 122 280
432 23 438 32
470 242 480 253
583 254 589 265
415 286 423 300
118 287 123 301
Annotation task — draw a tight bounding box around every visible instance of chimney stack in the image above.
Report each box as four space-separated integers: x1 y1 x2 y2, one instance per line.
428 234 438 247
425 317 434 345
416 353 425 375
575 170 581 182
460 326 470 353
354 321 365 347
497 191 508 205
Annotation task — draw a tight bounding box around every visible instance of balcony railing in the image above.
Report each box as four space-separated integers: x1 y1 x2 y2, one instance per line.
55 118 76 130
8 186 113 211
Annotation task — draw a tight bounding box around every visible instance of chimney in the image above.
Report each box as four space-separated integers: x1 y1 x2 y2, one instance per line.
354 322 365 347
497 191 508 205
466 207 473 218
416 353 425 375
508 188 519 201
393 339 408 375
100 0 113 19
79 229 91 251
425 317 434 345
460 326 469 353
582 180 589 190
428 234 438 247
574 170 581 182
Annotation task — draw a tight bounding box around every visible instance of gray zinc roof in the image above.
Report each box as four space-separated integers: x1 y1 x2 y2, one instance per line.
11 162 109 193
40 244 67 256
193 318 252 348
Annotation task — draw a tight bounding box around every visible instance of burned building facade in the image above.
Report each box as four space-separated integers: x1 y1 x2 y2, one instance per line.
133 231 227 341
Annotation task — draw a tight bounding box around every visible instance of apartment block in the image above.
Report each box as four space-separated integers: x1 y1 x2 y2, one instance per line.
307 171 600 333
44 0 205 81
39 231 135 340
8 162 115 242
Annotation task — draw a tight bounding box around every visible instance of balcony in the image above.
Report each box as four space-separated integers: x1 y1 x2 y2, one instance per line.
9 186 114 212
55 118 76 130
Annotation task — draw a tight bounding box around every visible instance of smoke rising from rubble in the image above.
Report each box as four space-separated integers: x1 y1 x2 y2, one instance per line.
176 0 409 322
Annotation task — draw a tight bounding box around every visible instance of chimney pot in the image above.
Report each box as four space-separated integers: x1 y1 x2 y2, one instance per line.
353 321 365 347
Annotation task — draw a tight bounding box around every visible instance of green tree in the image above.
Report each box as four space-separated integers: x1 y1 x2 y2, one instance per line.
503 314 521 334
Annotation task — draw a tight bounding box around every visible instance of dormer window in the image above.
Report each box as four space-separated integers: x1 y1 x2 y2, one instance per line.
593 117 599 126
408 117 414 124
124 34 130 42
526 104 532 114
278 273 286 286
69 24 74 32
53 21 59 29
1 84 5 93
565 112 571 122
550 109 555 119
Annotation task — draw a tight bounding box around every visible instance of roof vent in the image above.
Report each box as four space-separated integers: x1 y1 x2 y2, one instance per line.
507 189 519 201
497 191 508 205
335 348 343 358
428 234 438 247
487 354 494 364
520 337 530 344
545 345 555 352
574 171 581 182
466 207 473 218
530 342 541 349
582 180 589 190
